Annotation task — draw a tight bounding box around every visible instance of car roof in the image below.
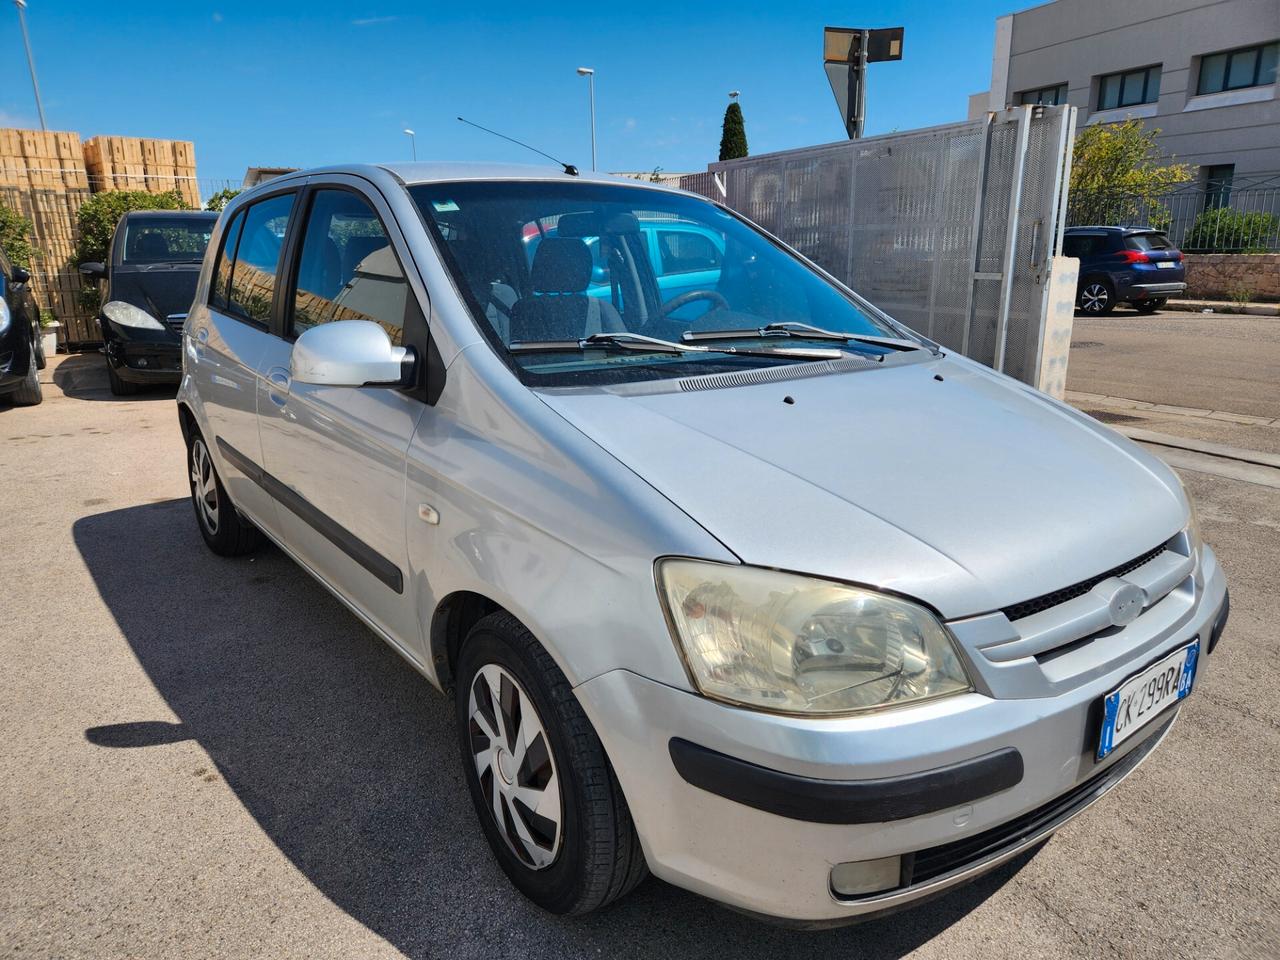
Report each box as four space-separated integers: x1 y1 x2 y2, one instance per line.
121 209 218 221
1065 225 1166 235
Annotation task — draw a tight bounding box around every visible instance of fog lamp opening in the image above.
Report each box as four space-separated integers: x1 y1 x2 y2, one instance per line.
831 855 902 897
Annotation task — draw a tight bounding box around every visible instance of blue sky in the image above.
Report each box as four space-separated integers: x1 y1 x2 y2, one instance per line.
1 1 1015 183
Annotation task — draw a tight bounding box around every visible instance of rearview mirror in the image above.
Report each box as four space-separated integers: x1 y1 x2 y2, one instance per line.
78 261 106 279
11 266 30 285
290 320 413 387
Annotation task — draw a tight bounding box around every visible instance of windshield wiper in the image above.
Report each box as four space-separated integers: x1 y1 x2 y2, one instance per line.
681 321 935 354
510 331 845 360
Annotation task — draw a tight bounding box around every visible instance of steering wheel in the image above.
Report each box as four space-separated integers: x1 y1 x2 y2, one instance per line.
660 289 729 318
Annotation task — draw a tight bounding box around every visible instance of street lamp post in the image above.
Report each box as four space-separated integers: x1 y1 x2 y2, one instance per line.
403 128 416 161
576 67 596 172
14 0 48 131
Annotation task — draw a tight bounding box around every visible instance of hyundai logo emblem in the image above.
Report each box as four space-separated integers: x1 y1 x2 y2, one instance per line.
1106 581 1147 627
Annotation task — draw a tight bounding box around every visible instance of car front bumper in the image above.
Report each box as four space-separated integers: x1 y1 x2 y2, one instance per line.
574 548 1228 922
104 335 182 383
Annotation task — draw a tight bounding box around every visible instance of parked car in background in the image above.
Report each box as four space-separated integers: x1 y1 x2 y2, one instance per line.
177 164 1228 925
80 210 218 395
0 240 45 406
1063 226 1186 316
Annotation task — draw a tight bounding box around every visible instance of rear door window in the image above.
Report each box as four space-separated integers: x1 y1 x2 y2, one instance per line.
226 193 296 325
209 210 246 311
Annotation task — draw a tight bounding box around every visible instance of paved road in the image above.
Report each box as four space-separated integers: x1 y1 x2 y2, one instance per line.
1066 308 1280 420
2 355 1278 959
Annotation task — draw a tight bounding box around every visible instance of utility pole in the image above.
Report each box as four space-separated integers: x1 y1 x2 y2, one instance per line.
576 67 596 172
14 0 48 131
823 26 903 139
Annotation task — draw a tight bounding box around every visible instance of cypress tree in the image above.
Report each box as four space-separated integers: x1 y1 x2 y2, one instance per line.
719 102 749 161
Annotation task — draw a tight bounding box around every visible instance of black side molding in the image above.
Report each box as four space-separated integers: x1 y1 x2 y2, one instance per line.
669 738 1024 825
216 438 404 594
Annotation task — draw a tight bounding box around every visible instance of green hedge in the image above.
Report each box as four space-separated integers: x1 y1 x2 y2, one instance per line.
1184 207 1279 253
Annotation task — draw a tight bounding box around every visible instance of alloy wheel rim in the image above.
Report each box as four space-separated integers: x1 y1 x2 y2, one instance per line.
468 663 563 869
190 439 219 534
1082 284 1108 312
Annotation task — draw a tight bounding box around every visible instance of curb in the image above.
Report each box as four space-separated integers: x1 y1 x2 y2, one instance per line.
1169 300 1280 317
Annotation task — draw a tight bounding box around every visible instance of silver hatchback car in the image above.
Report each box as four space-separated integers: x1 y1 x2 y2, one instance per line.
177 163 1229 924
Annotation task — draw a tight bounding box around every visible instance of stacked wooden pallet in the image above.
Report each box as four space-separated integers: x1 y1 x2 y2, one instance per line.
83 135 200 207
0 129 93 343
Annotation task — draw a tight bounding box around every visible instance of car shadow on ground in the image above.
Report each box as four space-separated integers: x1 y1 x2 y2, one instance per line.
52 353 177 401
74 500 1036 960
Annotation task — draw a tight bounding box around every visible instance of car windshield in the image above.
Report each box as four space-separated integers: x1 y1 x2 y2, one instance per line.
410 180 907 386
1126 233 1173 251
122 218 215 264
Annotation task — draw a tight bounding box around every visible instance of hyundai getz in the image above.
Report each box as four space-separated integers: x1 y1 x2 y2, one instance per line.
177 164 1229 924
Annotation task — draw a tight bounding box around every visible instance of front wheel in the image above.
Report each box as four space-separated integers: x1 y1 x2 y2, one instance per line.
9 340 43 405
187 431 260 556
107 360 139 396
1078 278 1116 316
454 612 647 915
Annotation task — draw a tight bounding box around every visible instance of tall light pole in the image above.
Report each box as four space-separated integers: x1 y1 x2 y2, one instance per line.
403 128 416 161
14 0 48 131
576 67 596 172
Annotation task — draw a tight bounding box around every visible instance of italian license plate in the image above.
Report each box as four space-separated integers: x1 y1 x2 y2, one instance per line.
1097 640 1199 761
1157 260 1176 269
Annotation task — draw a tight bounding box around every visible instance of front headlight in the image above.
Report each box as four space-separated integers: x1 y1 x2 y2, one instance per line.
1180 478 1204 561
102 300 163 330
657 560 972 716
0 298 10 336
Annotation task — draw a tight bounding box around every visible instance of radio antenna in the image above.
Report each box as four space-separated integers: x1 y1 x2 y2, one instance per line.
457 117 579 176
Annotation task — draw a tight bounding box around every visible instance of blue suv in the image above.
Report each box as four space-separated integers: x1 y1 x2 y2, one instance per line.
1063 226 1186 315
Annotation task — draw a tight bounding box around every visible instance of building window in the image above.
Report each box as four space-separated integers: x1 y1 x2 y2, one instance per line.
1097 66 1161 110
1019 83 1067 106
1203 164 1234 211
1197 42 1278 95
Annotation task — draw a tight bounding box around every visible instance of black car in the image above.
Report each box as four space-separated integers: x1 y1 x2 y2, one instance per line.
80 210 217 395
0 240 45 406
1063 226 1186 316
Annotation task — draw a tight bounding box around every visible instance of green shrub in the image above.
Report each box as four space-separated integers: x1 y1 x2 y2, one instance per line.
1184 207 1279 253
205 187 241 212
0 200 38 269
75 189 189 265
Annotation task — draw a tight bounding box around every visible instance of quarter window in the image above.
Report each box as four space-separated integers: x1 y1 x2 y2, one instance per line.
1097 66 1161 111
1019 83 1068 106
1197 42 1278 95
226 193 295 325
209 210 245 311
290 189 407 345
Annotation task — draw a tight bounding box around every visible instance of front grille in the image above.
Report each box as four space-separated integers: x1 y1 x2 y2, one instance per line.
904 716 1171 887
1001 543 1169 623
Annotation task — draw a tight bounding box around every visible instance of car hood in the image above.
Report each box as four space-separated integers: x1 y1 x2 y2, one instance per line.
537 355 1188 619
109 263 202 322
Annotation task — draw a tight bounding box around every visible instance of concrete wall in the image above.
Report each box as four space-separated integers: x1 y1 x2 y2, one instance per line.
993 0 1280 178
1183 253 1280 301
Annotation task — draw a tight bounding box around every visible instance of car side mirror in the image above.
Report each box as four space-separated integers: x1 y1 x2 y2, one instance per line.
79 261 106 279
290 320 414 387
11 266 30 285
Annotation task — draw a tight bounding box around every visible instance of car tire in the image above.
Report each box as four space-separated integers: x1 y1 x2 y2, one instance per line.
107 361 139 396
187 429 260 556
454 611 648 916
1134 297 1167 314
9 340 43 406
1078 278 1116 316
34 331 47 370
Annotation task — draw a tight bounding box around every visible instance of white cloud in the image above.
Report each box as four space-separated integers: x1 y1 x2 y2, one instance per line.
212 11 223 22
352 15 397 25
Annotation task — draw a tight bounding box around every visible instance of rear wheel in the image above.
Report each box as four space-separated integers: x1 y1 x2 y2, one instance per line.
455 612 647 915
107 360 139 396
1134 297 1167 314
187 431 260 556
9 339 43 406
1079 278 1116 316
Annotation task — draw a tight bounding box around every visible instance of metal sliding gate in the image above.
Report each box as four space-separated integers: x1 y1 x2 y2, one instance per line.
680 105 1077 389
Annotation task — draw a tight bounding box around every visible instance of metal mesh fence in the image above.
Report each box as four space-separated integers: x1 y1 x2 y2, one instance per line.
681 106 1075 388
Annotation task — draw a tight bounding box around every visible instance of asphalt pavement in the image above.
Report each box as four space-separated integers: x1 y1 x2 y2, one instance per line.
1 351 1277 959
